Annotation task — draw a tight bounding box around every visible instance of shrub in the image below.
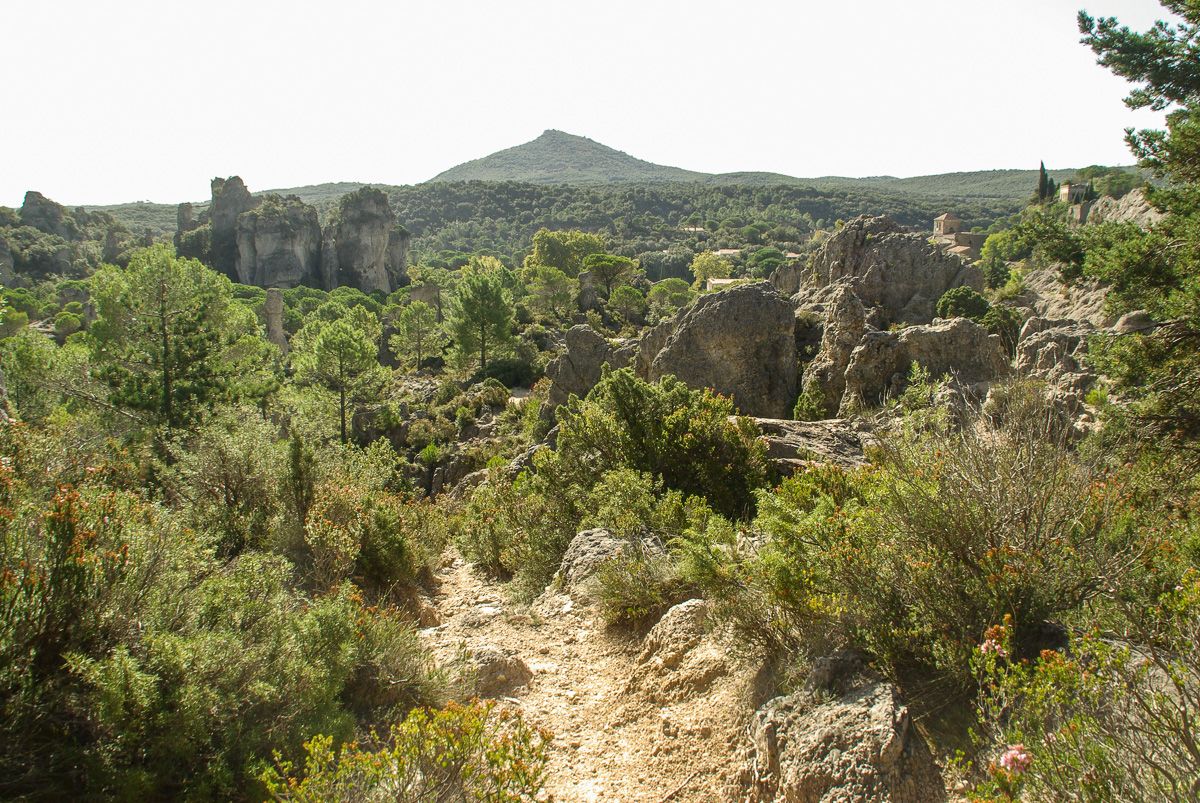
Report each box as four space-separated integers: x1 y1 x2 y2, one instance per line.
592 551 691 628
555 367 770 519
981 304 1022 357
682 385 1142 696
262 702 551 803
936 286 991 320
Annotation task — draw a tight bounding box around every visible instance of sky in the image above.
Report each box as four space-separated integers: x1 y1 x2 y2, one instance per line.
2 0 1175 207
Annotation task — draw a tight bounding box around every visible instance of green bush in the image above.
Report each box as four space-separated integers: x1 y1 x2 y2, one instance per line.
681 385 1141 696
936 286 991 320
981 304 1022 357
262 702 551 803
555 367 770 519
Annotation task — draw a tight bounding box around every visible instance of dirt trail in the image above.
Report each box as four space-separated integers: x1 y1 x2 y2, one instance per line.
422 554 757 802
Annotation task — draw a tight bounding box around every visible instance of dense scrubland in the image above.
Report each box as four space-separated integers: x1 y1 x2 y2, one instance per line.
2 2 1199 800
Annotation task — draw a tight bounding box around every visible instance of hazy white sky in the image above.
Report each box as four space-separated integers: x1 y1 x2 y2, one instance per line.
3 0 1173 207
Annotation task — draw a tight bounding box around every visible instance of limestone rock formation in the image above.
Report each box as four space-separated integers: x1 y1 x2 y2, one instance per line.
1081 188 1164 228
469 644 533 697
1018 266 1113 327
325 187 402 294
557 528 663 589
19 191 75 240
637 599 710 670
209 177 260 280
1016 318 1095 395
234 196 322 288
750 417 869 473
840 317 1009 415
743 653 946 802
638 282 797 418
263 288 288 354
801 286 867 415
0 236 14 285
786 215 983 326
544 325 632 412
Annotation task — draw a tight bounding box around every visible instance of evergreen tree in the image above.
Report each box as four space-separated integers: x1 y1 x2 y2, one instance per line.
389 301 439 371
445 257 515 371
292 306 384 443
88 244 248 430
1037 160 1049 202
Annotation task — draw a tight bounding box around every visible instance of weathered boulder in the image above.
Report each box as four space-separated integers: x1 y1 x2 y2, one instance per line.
788 216 982 327
469 645 533 697
743 653 946 802
801 286 866 415
234 196 322 288
1113 309 1155 334
840 317 1009 415
544 325 631 412
638 282 797 418
558 528 663 589
209 177 260 280
326 187 398 293
263 288 288 354
750 418 869 473
638 599 710 670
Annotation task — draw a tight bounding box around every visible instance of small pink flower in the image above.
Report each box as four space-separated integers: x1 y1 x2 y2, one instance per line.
999 744 1032 774
980 637 1007 658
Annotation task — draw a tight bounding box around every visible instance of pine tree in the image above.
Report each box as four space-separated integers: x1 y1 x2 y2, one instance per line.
445 257 515 371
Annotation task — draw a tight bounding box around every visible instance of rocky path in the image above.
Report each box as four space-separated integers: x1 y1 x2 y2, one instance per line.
422 554 756 802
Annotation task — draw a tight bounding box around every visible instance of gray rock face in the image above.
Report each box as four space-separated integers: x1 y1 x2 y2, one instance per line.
1016 318 1095 396
638 282 797 418
327 187 397 294
19 191 75 240
743 654 945 803
1113 309 1155 334
209 177 260 280
840 317 1009 415
544 325 631 412
801 286 866 416
234 196 322 288
0 236 14 285
386 226 411 289
750 417 869 473
264 288 288 354
1017 266 1113 327
790 216 982 327
557 528 663 589
1081 188 1164 228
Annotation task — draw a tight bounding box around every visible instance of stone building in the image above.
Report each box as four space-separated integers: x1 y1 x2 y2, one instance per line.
933 213 986 260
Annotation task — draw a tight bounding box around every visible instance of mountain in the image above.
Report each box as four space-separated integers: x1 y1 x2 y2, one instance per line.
430 129 708 184
430 129 1118 202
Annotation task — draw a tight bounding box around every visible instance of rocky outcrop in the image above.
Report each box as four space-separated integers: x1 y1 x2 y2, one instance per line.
1017 266 1113 327
209 177 260 280
787 216 983 326
742 652 945 802
544 325 632 412
0 236 14 285
638 600 710 670
750 418 869 473
386 226 411 290
840 317 1009 415
325 187 401 294
801 286 866 415
1016 317 1095 397
1079 188 1164 228
638 282 797 418
264 288 288 354
19 191 76 240
234 196 322 288
0 364 11 423
558 529 634 589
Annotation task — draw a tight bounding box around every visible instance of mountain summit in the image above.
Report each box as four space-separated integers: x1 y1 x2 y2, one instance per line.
430 129 706 184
